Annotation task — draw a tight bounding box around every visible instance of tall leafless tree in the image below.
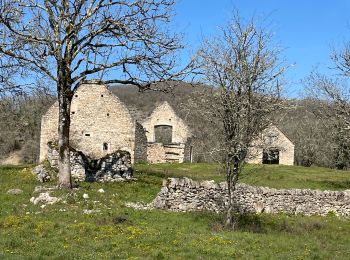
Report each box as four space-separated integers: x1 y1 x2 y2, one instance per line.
0 0 193 188
197 12 285 228
305 40 350 170
305 70 350 169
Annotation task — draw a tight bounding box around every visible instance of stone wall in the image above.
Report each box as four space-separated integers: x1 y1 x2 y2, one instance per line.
134 122 147 162
39 102 59 162
45 144 133 182
149 178 350 217
183 139 193 163
163 143 186 163
146 143 187 163
147 143 166 163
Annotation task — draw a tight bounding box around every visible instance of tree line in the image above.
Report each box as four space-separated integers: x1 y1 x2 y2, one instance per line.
1 83 349 170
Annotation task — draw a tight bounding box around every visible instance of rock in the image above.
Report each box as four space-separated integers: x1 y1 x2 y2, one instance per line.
34 186 56 193
254 202 265 213
30 192 60 205
71 168 86 182
97 188 105 193
83 209 101 214
7 188 23 195
200 180 216 189
125 202 151 210
83 193 89 199
32 165 53 182
264 205 273 214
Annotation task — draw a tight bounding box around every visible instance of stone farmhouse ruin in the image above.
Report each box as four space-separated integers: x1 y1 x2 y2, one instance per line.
39 82 193 164
39 82 294 166
247 125 295 166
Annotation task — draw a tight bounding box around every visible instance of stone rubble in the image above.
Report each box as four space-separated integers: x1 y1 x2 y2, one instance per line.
145 177 350 217
34 186 57 193
32 165 52 182
83 209 101 214
33 146 135 184
30 192 60 205
125 202 153 210
46 146 134 182
7 188 23 195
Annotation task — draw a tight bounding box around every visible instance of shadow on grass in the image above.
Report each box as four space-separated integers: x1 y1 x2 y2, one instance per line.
318 180 350 190
210 213 327 235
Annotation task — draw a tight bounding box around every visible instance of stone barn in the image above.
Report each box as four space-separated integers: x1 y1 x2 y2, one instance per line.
142 101 192 163
247 125 295 166
39 82 193 164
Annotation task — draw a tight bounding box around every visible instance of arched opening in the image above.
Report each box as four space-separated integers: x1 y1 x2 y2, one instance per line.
154 125 172 144
262 148 280 164
103 142 109 151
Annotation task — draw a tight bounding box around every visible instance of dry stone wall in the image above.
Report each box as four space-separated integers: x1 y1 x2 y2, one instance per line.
39 102 59 162
45 145 133 182
150 178 350 217
134 122 147 162
163 143 186 163
147 143 166 163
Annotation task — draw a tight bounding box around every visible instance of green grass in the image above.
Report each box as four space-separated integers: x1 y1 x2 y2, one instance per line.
1 164 350 259
136 163 350 190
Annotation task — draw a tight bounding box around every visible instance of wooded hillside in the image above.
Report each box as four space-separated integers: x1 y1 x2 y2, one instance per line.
0 82 347 169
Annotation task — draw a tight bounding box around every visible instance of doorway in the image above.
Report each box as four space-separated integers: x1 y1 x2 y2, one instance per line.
154 125 173 144
262 148 280 164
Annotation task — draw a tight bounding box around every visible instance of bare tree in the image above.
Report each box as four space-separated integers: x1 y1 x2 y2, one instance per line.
305 71 350 169
0 0 193 188
197 12 285 228
0 62 23 96
303 39 350 169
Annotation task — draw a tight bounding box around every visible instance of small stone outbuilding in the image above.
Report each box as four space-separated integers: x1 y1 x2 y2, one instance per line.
142 101 192 163
39 82 193 164
247 125 295 166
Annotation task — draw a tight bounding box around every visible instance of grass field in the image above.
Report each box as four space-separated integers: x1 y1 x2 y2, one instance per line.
1 164 350 259
136 163 350 190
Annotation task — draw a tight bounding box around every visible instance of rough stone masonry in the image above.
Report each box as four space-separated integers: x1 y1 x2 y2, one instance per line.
148 178 350 217
33 144 133 183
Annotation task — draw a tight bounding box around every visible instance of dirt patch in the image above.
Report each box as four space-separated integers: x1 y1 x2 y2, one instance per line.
0 150 22 165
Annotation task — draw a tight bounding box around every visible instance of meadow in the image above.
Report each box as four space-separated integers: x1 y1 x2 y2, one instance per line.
1 163 350 259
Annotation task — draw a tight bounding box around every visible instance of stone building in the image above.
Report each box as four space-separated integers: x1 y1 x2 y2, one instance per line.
142 101 192 163
39 82 193 164
247 125 295 165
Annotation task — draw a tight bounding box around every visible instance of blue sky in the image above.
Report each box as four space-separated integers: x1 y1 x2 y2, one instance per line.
173 0 350 97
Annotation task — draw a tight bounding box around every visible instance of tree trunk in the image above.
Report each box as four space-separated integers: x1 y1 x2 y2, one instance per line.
225 156 239 229
57 81 72 189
